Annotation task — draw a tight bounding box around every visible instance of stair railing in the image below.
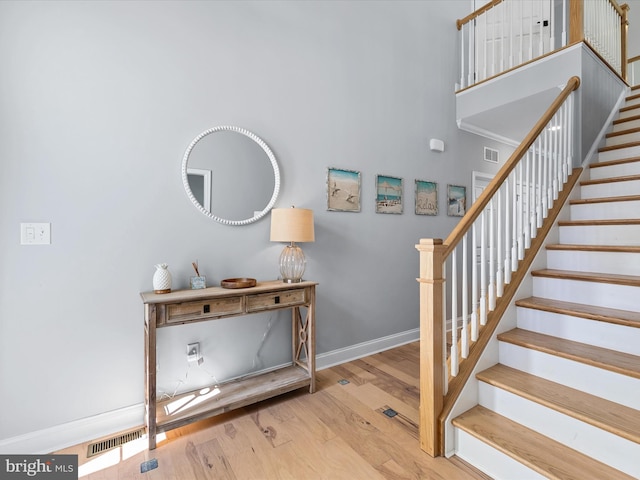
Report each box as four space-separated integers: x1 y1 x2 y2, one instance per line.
416 75 581 457
457 0 628 90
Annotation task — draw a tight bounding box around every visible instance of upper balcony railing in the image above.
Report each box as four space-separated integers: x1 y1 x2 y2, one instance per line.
630 55 640 86
457 0 629 90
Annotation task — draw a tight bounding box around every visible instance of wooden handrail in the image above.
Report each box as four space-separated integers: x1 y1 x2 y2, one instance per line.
456 0 502 31
630 55 640 64
442 75 581 259
609 0 627 17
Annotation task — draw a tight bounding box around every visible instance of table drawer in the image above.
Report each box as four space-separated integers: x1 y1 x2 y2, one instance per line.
247 289 306 312
165 297 244 324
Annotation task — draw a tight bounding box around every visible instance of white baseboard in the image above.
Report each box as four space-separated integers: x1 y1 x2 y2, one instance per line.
0 403 144 454
0 328 419 454
316 328 420 370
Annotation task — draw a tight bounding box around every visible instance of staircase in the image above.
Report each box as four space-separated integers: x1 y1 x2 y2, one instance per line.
452 85 640 480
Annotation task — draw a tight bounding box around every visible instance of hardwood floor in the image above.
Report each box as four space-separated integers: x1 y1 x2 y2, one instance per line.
58 342 489 479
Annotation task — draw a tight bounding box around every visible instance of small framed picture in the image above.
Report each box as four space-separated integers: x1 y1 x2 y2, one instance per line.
327 167 361 212
447 184 467 217
376 175 403 214
415 180 438 216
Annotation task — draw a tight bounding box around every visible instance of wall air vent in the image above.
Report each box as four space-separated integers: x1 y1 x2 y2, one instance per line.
87 428 145 457
484 146 499 164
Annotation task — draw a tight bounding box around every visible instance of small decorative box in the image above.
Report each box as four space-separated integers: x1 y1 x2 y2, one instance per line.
190 276 206 289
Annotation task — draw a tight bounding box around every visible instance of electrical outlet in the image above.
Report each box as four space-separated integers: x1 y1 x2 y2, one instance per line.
187 342 200 363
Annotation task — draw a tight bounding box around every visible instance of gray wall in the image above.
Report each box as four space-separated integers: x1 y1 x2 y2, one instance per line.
0 0 510 445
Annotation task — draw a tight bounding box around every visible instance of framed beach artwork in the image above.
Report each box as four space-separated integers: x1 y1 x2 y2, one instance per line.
447 184 467 217
415 180 438 216
376 175 403 214
327 167 361 212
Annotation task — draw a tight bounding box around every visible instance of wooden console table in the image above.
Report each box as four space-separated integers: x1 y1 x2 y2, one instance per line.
140 280 317 449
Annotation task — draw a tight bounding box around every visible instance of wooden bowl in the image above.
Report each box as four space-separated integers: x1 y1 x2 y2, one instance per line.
220 278 257 289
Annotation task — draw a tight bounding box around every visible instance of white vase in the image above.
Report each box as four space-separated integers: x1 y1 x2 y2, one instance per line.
153 264 172 293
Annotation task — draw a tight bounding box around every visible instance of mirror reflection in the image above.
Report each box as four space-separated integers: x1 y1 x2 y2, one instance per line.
181 126 280 225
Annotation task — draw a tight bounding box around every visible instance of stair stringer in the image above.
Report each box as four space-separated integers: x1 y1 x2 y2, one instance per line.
442 170 588 458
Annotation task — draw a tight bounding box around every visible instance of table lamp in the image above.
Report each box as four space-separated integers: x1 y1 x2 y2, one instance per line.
270 206 315 283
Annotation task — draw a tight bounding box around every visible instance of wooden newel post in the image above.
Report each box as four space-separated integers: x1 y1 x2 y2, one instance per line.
621 3 629 81
416 238 446 457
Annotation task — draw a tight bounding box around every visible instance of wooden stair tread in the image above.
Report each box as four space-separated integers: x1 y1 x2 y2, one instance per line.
515 296 640 328
570 194 640 205
497 328 640 379
452 405 636 480
626 92 640 102
606 126 640 138
558 218 640 226
476 364 640 444
531 268 640 287
599 141 640 152
545 244 640 253
589 156 640 168
613 114 640 125
619 104 640 113
580 173 640 185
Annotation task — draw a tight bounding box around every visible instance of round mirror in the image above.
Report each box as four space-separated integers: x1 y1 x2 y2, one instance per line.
181 126 281 226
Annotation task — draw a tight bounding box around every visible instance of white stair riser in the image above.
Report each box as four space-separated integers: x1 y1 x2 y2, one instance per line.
605 133 640 147
570 200 640 220
479 384 640 478
589 162 640 180
624 97 640 108
612 117 640 132
516 307 640 356
532 276 640 311
597 145 640 162
559 224 640 246
498 342 640 410
618 107 640 120
545 249 640 276
456 430 546 480
580 179 640 198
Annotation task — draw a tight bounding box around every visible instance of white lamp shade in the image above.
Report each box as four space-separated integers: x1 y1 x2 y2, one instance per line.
270 208 315 243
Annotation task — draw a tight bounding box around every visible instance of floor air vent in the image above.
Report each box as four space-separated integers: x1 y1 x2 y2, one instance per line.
87 428 145 457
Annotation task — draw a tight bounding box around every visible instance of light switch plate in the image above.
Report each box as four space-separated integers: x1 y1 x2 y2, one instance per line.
20 223 51 245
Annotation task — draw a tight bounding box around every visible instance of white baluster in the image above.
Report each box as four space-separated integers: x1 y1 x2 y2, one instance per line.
517 162 524 260
550 0 556 50
468 23 474 87
460 26 465 89
489 198 496 311
561 0 567 46
537 0 543 56
530 146 537 238
442 279 448 391
491 6 496 77
480 210 487 326
537 136 543 228
511 171 518 272
504 177 512 284
528 0 534 61
462 234 469 358
483 12 488 81
524 152 531 250
497 187 504 297
471 223 478 342
451 251 458 377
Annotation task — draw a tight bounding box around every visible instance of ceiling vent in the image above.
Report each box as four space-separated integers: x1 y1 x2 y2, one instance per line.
484 147 499 164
